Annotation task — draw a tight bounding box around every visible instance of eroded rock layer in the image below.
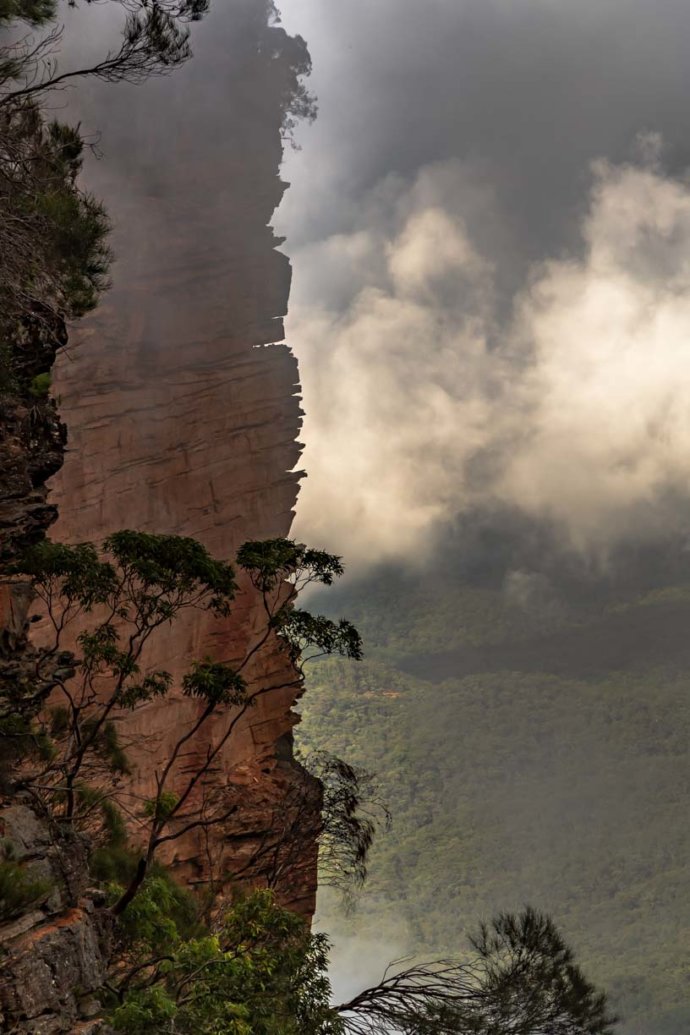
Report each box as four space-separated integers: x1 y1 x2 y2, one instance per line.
46 3 318 916
0 801 112 1034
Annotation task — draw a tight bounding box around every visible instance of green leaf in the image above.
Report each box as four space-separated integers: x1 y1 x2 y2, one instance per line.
182 659 247 706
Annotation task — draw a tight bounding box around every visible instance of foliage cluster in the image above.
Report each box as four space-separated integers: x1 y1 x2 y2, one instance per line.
105 879 617 1035
0 855 52 920
260 0 317 143
0 99 111 348
107 888 343 1035
103 869 615 1035
309 751 390 896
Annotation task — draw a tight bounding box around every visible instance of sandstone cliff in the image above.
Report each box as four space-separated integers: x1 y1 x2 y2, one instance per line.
43 2 319 916
0 7 320 1028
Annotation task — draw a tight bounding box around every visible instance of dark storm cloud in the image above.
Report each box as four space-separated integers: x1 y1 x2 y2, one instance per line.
282 0 690 266
274 0 690 569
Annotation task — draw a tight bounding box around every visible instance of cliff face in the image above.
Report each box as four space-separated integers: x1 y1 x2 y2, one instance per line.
40 2 319 916
0 8 319 1024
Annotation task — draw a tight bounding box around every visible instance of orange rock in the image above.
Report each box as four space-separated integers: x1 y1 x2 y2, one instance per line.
43 14 322 915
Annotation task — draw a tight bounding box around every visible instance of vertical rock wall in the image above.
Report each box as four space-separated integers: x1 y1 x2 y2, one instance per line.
45 2 319 916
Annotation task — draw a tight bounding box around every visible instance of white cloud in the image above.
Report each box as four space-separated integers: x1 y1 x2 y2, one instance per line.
288 163 500 563
289 156 690 565
502 160 690 546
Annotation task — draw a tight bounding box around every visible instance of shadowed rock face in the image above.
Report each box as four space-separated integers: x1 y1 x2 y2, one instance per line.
0 311 67 567
0 801 113 1034
45 1 319 916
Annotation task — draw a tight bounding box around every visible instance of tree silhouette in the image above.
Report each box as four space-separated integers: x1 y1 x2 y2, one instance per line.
337 907 617 1035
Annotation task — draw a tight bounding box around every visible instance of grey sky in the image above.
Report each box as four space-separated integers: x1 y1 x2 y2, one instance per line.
272 0 690 570
280 0 690 253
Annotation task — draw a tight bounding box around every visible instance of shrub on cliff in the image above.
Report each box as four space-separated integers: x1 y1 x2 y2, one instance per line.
107 889 615 1035
0 856 52 920
0 100 111 345
109 888 344 1035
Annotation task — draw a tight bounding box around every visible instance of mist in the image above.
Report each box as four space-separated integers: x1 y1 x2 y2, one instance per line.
275 0 690 573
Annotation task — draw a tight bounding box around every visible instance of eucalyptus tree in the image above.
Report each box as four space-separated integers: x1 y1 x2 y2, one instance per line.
8 532 361 913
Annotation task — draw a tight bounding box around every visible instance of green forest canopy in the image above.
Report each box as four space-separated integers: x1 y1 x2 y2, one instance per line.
298 571 690 1035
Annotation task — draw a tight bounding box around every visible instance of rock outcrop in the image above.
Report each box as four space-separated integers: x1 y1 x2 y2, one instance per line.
0 309 69 754
0 802 113 1034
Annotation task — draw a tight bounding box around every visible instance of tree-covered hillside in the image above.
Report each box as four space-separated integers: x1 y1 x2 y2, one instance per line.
298 572 690 1035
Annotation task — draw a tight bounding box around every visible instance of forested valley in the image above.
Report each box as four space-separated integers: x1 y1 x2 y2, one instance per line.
299 563 690 1035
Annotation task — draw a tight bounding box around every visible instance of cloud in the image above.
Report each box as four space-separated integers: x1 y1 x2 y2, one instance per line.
279 0 690 265
289 162 500 563
276 0 690 570
502 159 690 546
314 888 412 1006
290 155 690 565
